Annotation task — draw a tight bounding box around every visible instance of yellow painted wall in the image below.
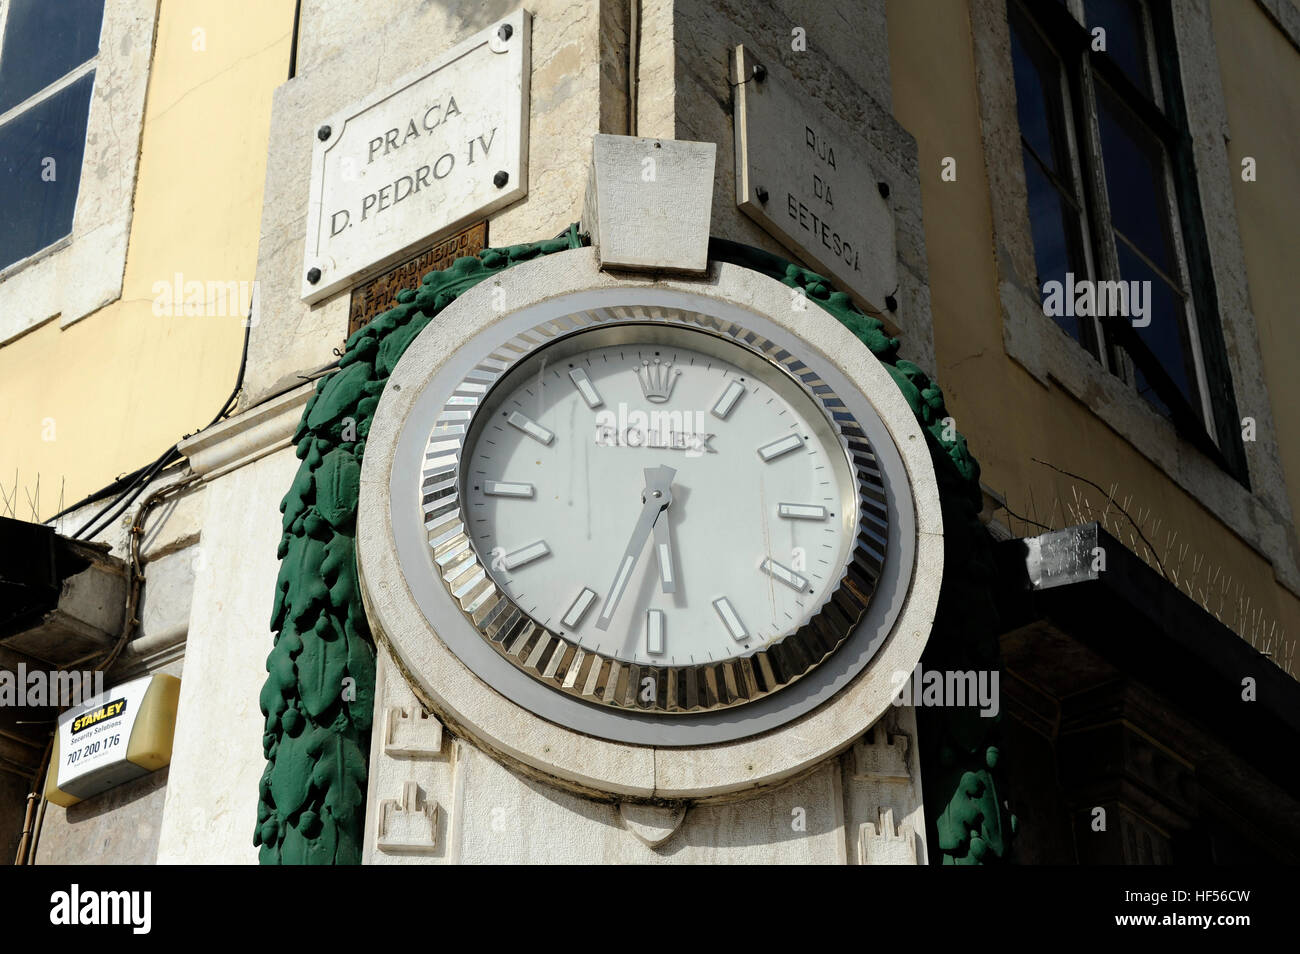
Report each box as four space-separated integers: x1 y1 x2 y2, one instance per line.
0 0 296 521
1213 2 1300 561
887 0 1300 672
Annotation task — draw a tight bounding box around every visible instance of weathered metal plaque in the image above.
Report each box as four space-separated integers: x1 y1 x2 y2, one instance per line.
347 221 487 335
302 9 529 304
731 45 897 314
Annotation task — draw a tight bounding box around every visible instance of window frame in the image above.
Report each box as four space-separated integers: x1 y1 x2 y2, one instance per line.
968 0 1300 595
0 0 158 346
1009 1 1104 356
0 0 105 275
1010 0 1245 478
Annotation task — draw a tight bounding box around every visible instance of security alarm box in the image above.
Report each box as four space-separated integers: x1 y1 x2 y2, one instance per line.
45 673 181 807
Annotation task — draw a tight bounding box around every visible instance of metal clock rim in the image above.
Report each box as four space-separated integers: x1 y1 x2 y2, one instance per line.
417 306 889 714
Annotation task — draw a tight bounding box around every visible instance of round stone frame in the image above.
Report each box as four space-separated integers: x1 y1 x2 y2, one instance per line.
420 310 889 714
357 248 943 800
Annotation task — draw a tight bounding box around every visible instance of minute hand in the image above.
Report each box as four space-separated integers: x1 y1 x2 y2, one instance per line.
596 466 675 630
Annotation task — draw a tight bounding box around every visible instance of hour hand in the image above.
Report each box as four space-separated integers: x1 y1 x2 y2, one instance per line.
653 510 675 593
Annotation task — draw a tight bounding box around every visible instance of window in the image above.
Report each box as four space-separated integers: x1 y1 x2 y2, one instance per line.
0 0 106 272
1007 0 1244 475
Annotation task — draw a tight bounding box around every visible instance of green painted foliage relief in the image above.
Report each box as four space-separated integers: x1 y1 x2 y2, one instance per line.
256 229 1013 864
256 233 581 864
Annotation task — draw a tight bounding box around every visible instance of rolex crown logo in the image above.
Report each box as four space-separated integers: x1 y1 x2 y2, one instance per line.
635 358 681 403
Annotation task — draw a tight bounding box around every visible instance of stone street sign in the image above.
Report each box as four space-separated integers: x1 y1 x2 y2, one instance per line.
347 221 487 335
731 45 896 315
301 9 529 304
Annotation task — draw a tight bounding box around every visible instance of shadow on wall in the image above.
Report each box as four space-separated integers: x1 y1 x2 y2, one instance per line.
33 766 169 865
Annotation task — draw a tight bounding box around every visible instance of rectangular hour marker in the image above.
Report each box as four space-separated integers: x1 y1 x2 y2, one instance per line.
647 609 665 655
483 481 535 498
501 540 551 570
568 368 603 408
712 597 748 642
757 433 804 462
596 555 635 629
562 587 598 628
760 557 810 592
711 380 746 419
506 411 554 445
778 503 827 520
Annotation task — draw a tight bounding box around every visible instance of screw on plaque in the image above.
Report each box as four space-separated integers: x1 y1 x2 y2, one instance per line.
877 181 890 199
307 267 322 284
751 63 767 82
498 23 513 42
493 170 509 188
317 125 331 142
756 186 769 203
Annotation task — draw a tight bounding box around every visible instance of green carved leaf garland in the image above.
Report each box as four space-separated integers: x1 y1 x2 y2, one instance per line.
256 229 583 864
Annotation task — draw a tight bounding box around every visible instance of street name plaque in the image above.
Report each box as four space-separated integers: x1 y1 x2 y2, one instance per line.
731 45 897 315
302 9 529 304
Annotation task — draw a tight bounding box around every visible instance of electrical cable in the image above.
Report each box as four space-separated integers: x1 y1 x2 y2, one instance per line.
71 447 180 541
288 0 302 79
46 459 156 523
67 311 252 540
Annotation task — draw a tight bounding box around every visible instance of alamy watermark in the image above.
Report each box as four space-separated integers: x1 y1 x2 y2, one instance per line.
0 664 104 708
891 664 1000 718
1042 272 1152 328
50 884 151 934
151 272 257 321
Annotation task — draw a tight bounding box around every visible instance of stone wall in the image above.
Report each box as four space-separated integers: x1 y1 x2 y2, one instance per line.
243 0 613 408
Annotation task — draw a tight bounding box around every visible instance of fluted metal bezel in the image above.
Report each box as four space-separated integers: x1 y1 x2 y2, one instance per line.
418 305 888 714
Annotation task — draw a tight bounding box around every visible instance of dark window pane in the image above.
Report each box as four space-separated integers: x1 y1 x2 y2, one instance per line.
0 71 94 270
1130 361 1170 419
0 0 105 114
1009 9 1073 179
1097 85 1176 273
1115 240 1198 415
1023 146 1089 345
1084 0 1151 96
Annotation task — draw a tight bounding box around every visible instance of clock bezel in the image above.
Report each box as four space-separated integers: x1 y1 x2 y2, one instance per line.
420 312 888 714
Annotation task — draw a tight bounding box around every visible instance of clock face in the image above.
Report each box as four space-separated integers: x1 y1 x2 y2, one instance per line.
420 309 888 713
463 327 854 667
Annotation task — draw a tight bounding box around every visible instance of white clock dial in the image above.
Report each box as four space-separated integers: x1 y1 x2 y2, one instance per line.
460 324 858 668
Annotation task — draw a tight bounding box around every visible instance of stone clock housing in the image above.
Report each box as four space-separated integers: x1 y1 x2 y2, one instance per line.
357 246 943 799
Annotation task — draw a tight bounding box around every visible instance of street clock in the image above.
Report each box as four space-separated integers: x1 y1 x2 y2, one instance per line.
358 249 940 797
